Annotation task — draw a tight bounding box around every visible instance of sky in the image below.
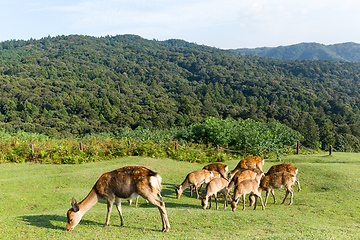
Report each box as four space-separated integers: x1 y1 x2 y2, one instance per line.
1 0 360 49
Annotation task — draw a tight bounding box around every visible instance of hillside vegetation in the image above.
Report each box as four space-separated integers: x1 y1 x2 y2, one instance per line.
1 35 360 151
234 42 360 62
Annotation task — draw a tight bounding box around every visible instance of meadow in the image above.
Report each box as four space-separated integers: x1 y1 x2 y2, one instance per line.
0 152 359 239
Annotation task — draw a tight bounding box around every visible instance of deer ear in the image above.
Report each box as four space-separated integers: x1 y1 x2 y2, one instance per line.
71 197 79 212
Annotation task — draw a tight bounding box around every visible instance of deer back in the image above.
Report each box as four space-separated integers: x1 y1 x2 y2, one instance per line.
233 170 257 185
265 163 298 176
188 169 214 185
95 166 160 199
229 156 264 180
203 163 229 179
205 177 229 196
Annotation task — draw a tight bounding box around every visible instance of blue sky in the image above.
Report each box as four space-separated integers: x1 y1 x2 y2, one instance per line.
1 0 359 49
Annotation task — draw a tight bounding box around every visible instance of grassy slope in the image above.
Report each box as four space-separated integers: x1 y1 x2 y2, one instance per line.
0 153 359 239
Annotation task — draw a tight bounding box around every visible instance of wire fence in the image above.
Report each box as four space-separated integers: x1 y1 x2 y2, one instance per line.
0 140 333 158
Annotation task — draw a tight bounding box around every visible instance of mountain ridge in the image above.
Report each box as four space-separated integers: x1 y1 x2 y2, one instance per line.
232 42 360 62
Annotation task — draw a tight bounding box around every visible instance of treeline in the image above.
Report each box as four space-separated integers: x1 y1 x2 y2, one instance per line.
1 35 360 152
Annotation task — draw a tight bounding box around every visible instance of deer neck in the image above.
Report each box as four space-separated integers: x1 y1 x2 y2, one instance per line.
78 187 100 215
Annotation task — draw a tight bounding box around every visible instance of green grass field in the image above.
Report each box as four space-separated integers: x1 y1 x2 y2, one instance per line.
1 152 359 239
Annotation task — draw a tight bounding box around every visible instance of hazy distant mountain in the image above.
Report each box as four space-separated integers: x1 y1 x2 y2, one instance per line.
232 42 360 62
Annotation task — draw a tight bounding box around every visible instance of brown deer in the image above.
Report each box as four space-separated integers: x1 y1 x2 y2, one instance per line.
231 179 265 211
227 169 264 195
266 163 298 176
228 156 265 180
260 171 301 206
66 166 170 232
203 162 229 179
175 169 215 199
201 177 229 210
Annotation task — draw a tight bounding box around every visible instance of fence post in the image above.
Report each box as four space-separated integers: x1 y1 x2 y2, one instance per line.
79 142 84 151
128 140 131 151
329 145 333 155
174 142 178 150
30 143 35 161
216 145 220 151
297 140 300 154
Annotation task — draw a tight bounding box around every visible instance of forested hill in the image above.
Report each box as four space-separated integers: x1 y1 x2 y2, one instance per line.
1 35 360 151
233 42 360 62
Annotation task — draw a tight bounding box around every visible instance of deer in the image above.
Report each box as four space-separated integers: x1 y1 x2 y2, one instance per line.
66 166 170 232
230 179 265 212
227 168 265 207
260 171 301 206
227 168 264 194
228 156 265 180
175 169 216 199
201 177 229 210
203 162 229 179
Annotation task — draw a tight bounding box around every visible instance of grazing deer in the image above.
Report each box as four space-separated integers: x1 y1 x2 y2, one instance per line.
228 156 265 180
231 179 265 211
266 163 298 176
260 171 301 206
201 178 229 210
203 162 229 179
66 166 170 232
175 169 215 199
227 169 264 194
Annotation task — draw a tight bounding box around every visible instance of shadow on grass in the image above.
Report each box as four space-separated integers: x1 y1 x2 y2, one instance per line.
17 214 101 230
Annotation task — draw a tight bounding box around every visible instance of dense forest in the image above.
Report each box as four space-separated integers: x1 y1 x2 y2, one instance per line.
234 42 360 62
1 34 360 152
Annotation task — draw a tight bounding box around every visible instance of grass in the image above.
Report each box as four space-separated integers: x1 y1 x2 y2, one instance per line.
0 152 359 239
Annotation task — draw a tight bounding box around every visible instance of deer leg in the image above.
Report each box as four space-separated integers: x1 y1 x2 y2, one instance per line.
115 198 125 226
223 189 228 209
135 196 139 207
214 194 219 210
208 196 212 209
289 188 294 205
296 178 301 192
253 195 257 210
144 193 170 232
104 199 114 227
282 187 294 205
242 194 246 211
197 183 203 194
195 184 200 199
256 194 265 210
249 194 255 206
271 189 277 204
265 190 270 205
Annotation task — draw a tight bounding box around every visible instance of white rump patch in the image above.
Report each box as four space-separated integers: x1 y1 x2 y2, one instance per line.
149 175 161 192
